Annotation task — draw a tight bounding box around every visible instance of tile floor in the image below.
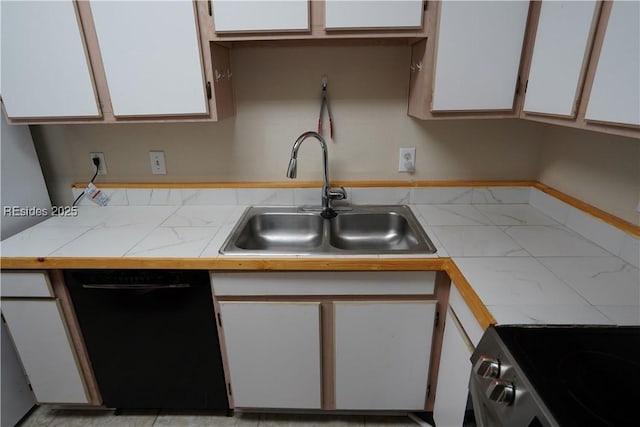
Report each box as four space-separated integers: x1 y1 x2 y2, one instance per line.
20 406 423 427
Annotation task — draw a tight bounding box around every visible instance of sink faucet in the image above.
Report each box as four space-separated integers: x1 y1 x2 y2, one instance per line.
286 131 346 219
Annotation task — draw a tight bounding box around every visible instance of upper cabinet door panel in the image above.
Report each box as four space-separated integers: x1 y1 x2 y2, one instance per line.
89 0 207 117
0 0 100 119
431 1 530 111
585 1 640 127
524 1 599 117
212 0 310 33
325 0 423 30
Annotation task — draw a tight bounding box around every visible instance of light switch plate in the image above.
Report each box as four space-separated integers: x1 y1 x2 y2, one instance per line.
149 151 167 175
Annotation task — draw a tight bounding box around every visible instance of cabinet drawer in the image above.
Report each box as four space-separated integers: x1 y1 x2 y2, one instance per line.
1 271 53 298
212 271 436 296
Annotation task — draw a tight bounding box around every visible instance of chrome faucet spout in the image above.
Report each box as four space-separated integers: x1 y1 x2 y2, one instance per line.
286 131 346 217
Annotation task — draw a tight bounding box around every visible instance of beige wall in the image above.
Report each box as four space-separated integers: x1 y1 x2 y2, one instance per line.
32 46 542 205
31 45 640 224
537 124 640 225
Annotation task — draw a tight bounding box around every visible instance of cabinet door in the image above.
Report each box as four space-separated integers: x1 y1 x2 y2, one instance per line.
433 308 474 427
524 1 599 117
585 1 640 127
431 1 530 111
0 0 100 119
325 0 423 30
218 301 322 409
1 300 89 404
212 0 309 33
334 301 436 410
89 0 208 117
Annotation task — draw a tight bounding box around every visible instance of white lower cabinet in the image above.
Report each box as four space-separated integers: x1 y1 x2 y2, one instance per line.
213 271 439 411
1 300 89 404
218 301 322 409
334 301 436 410
433 307 475 427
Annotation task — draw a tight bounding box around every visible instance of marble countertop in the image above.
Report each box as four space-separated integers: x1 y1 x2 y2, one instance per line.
2 198 638 328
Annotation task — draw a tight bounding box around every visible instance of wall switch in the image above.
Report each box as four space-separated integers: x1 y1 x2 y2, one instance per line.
398 147 416 173
89 152 107 175
149 151 167 175
636 197 640 212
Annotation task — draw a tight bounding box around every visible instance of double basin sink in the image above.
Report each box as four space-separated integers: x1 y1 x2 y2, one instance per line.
220 205 437 255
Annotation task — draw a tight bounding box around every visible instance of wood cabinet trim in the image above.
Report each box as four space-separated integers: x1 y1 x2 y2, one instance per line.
49 270 102 406
444 261 496 331
424 271 450 412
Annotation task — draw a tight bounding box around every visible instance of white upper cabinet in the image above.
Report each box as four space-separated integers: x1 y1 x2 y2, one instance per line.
524 1 599 117
431 1 530 111
0 0 100 119
324 0 423 30
585 0 640 127
212 0 310 33
89 0 208 117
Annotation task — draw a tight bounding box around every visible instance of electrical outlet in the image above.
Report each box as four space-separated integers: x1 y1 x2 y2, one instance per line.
149 151 167 175
398 147 416 173
89 152 107 175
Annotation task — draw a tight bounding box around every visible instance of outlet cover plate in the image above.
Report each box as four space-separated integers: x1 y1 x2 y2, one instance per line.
89 152 107 175
398 147 416 173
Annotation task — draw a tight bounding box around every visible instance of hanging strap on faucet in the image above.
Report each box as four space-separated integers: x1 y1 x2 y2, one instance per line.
318 75 334 139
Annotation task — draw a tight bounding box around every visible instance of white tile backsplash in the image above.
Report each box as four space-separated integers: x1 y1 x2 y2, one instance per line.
413 204 492 226
565 207 626 256
350 187 411 205
236 188 294 206
471 187 530 204
529 188 570 224
411 187 473 204
182 189 238 205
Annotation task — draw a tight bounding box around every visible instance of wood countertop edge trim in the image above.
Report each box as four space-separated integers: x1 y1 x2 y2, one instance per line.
444 260 497 331
0 257 447 271
532 183 640 237
72 180 536 189
0 256 495 330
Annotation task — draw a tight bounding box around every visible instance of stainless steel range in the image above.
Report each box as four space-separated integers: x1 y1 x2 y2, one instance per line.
469 326 640 427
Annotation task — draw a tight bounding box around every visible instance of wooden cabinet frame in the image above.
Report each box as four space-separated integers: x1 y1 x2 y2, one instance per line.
0 270 101 406
200 0 428 42
211 270 450 412
408 0 536 120
5 1 233 125
519 1 639 138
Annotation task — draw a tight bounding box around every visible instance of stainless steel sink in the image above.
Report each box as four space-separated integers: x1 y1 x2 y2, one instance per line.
220 205 437 255
329 212 425 251
233 212 323 251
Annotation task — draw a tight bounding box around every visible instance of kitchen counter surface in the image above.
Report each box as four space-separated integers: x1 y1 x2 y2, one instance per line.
2 187 638 328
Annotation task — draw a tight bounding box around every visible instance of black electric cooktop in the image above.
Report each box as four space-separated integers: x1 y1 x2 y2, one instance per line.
496 326 640 427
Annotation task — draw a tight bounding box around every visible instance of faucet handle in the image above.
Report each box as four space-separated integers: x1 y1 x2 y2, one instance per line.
328 186 347 201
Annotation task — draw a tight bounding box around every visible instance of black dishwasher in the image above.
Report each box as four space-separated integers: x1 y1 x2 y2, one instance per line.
65 270 229 411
